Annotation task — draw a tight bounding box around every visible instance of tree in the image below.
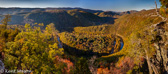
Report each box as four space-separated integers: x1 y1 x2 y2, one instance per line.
4 23 64 73
0 14 12 51
88 56 97 74
158 0 168 18
1 14 11 29
159 0 168 8
0 26 19 57
127 27 157 74
74 57 91 74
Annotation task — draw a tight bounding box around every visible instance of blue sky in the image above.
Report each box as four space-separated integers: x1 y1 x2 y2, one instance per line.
0 0 161 11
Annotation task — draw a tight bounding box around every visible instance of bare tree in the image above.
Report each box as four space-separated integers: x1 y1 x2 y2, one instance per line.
88 56 97 74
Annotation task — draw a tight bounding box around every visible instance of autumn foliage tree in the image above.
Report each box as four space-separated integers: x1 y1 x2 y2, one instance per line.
160 0 168 8
4 23 64 73
74 57 91 74
159 0 168 17
0 14 12 52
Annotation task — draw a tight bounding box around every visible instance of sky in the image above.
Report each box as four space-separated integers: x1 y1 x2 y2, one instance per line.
0 0 161 12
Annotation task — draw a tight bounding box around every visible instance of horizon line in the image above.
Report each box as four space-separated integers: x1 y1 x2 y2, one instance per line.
0 6 157 12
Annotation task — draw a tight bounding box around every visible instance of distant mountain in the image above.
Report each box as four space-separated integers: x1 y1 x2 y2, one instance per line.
94 10 138 18
0 7 133 31
0 7 103 15
67 9 103 23
24 9 105 31
46 7 104 13
97 11 119 17
0 8 46 15
0 7 137 15
0 8 115 32
119 10 138 15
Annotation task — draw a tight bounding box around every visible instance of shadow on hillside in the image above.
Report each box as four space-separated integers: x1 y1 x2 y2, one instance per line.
96 54 124 63
58 17 117 32
62 43 110 58
102 17 117 24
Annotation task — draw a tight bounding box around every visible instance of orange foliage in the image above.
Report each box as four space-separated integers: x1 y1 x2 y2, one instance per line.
112 56 134 74
117 57 134 68
97 67 110 74
55 56 73 73
97 57 135 74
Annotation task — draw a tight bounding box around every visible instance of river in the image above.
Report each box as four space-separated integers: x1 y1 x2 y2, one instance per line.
110 41 124 54
57 36 62 48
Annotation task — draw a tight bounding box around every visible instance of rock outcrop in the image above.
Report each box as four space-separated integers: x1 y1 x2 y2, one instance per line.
151 21 168 73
